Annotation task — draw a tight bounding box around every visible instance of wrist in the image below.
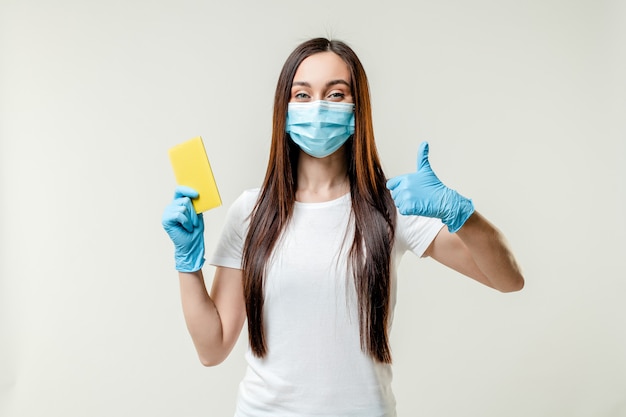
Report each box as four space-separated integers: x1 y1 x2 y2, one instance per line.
443 191 475 233
174 239 206 272
175 255 205 273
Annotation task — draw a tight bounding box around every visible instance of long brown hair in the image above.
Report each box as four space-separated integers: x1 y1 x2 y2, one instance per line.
242 38 397 363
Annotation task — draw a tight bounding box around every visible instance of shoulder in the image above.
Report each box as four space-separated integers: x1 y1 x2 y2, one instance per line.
230 188 260 211
394 210 443 232
222 188 259 224
394 211 445 257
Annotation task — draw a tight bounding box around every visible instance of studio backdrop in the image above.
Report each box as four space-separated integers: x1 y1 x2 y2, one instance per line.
1 1 625 416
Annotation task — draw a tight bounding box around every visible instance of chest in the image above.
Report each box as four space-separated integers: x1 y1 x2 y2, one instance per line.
264 201 355 306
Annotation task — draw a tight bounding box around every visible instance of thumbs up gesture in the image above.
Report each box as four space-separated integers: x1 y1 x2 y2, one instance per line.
386 142 475 233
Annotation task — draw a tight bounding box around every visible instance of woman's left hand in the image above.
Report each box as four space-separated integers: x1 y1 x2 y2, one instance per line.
386 141 474 233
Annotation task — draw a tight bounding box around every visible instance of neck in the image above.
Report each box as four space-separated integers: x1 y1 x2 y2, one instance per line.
295 147 350 203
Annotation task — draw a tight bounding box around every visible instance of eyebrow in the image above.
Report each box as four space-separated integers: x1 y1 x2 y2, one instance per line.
291 79 351 88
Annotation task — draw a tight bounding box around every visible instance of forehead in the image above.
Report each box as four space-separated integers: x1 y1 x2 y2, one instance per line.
292 51 351 84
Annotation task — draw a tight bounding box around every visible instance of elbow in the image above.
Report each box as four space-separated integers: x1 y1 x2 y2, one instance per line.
196 349 228 368
194 338 237 367
498 274 525 293
198 351 228 368
198 351 227 367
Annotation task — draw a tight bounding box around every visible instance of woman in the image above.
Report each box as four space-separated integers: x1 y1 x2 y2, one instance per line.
162 37 524 416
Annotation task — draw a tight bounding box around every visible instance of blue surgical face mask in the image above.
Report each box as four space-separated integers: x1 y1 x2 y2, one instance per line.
285 100 355 158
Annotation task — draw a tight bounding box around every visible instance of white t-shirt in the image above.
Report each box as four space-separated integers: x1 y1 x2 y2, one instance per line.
210 189 444 417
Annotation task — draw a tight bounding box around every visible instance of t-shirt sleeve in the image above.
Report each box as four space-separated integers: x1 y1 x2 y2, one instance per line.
209 189 257 270
395 212 446 258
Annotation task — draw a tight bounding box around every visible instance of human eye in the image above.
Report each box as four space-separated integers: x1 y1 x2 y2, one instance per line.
292 91 311 101
326 91 346 101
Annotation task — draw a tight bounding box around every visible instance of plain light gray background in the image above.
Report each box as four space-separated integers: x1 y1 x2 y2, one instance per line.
1 1 625 416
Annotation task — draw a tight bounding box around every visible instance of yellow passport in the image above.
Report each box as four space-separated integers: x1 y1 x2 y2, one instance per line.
168 136 222 213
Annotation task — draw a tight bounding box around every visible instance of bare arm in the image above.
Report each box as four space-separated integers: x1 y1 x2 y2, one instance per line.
424 211 524 292
178 266 246 366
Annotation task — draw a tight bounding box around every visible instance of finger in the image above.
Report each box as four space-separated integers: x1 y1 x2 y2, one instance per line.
416 141 430 172
175 211 195 232
388 183 403 202
180 196 199 228
162 203 191 230
174 185 199 199
167 198 196 231
169 202 195 232
386 176 402 190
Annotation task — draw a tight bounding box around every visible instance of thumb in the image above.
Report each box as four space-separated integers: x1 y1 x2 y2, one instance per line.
416 141 431 172
174 185 199 199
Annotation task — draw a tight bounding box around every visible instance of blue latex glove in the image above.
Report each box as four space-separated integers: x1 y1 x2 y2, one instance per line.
161 186 205 272
386 141 475 233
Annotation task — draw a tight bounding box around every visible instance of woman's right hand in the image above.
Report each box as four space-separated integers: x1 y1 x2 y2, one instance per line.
162 186 205 272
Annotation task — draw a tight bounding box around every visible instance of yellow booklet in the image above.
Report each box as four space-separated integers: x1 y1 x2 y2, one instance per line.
168 136 222 213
